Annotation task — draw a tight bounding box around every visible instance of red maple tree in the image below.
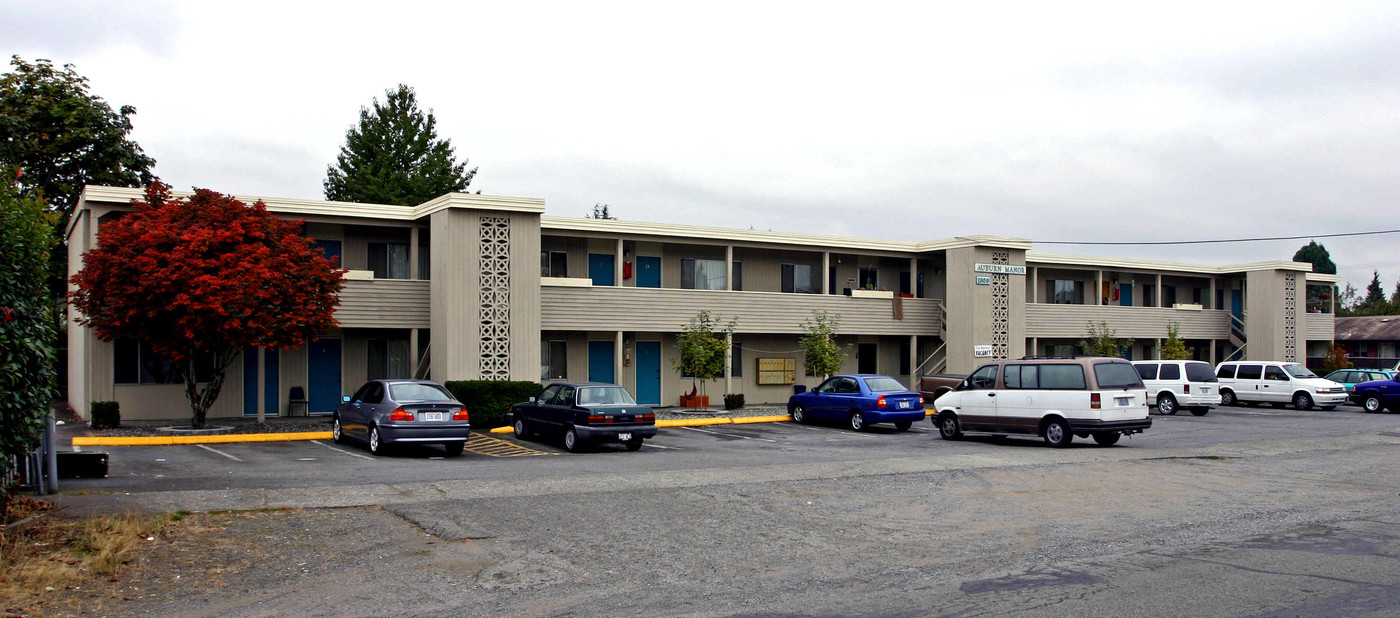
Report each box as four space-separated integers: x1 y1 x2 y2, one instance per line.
70 183 345 428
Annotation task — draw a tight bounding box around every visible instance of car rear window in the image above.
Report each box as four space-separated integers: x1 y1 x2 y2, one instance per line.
1236 365 1262 380
577 387 637 405
864 377 907 392
1093 362 1144 390
1159 364 1181 380
389 383 455 402
1039 364 1087 390
1185 362 1218 382
1135 364 1158 380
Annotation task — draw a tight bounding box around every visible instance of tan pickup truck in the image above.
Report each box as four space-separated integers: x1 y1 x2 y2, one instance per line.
919 374 967 407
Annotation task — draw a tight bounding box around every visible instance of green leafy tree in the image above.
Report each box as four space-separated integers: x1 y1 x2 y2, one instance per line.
0 55 156 293
799 310 852 379
1080 321 1134 358
324 84 476 205
1292 240 1336 275
0 168 58 494
588 203 616 219
673 310 736 398
1160 322 1190 360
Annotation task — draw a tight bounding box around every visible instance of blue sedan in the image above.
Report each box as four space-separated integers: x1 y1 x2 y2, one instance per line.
787 374 926 431
1350 375 1400 413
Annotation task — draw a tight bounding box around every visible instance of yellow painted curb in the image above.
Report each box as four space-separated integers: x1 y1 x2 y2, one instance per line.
489 426 513 434
72 431 333 446
656 417 734 428
731 414 794 424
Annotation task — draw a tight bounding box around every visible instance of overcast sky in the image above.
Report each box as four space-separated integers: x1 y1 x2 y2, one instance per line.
8 1 1400 292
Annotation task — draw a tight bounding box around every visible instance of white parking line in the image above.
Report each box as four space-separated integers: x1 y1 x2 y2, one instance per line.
195 444 243 462
642 442 681 450
679 426 779 442
311 440 375 460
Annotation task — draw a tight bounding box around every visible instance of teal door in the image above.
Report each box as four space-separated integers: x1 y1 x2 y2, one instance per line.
308 339 342 413
636 256 661 288
589 254 615 286
636 342 661 404
589 341 615 384
1119 283 1133 306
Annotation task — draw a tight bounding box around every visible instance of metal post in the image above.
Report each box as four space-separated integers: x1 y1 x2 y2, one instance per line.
45 410 58 493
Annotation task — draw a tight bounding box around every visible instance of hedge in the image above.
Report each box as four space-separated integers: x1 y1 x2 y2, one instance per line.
443 380 543 429
90 401 121 429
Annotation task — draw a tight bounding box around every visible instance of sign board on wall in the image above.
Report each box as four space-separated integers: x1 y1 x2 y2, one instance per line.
757 358 797 385
974 275 991 286
973 345 994 358
973 263 1027 275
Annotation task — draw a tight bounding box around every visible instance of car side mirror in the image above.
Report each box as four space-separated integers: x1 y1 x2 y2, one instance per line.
342 396 351 403
958 379 970 391
529 397 536 403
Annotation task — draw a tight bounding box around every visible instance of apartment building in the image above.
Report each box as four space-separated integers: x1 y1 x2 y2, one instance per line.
66 187 1340 421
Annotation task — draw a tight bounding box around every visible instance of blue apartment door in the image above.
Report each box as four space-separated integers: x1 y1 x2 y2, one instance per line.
636 256 661 288
308 339 342 413
243 347 281 417
635 342 661 405
589 254 616 286
1231 290 1243 318
1119 283 1133 307
589 341 615 384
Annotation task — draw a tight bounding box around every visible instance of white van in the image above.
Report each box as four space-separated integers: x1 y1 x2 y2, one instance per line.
1132 360 1222 416
1214 361 1347 411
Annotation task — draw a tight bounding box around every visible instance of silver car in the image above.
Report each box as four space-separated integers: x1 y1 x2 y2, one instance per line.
333 379 471 456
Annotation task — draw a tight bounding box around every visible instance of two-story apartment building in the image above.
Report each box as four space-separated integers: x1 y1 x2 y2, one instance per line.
66 187 1340 421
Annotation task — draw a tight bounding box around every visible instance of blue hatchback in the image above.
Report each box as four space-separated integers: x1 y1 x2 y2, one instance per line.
787 374 926 431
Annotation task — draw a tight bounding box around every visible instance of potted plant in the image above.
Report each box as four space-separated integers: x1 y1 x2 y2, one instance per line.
674 310 736 408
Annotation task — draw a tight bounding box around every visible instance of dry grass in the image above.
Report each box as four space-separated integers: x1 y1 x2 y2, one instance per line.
1 496 178 615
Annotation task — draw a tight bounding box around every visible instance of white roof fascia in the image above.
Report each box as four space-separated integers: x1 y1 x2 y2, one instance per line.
541 218 1034 254
74 186 544 222
1028 252 1320 276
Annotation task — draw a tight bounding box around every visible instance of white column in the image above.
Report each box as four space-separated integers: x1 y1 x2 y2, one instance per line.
409 227 420 279
1156 274 1163 307
1030 266 1038 303
256 347 266 424
1096 271 1104 305
409 329 420 379
1208 277 1216 309
726 245 734 291
909 334 918 388
615 331 624 386
822 252 831 294
910 257 918 297
1210 339 1217 364
1031 336 1039 357
615 239 624 287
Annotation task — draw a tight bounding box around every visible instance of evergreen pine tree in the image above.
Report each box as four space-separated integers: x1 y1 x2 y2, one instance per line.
324 85 476 205
1292 240 1337 275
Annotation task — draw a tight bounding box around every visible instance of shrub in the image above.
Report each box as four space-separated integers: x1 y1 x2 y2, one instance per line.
724 393 745 410
90 401 120 429
443 380 542 429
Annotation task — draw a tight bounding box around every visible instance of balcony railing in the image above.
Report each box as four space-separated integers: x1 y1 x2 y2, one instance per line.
335 279 430 328
1026 303 1231 339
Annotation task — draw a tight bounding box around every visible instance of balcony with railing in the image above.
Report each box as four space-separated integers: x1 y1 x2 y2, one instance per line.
335 277 430 328
1026 303 1232 339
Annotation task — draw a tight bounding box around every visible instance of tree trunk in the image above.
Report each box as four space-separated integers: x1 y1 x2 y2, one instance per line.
179 348 237 429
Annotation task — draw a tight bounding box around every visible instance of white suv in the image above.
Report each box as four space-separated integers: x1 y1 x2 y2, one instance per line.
1214 361 1347 411
1132 360 1222 416
933 356 1151 447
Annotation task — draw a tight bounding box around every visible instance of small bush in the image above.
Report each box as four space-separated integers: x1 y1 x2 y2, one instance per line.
724 393 745 410
90 401 120 429
443 380 543 429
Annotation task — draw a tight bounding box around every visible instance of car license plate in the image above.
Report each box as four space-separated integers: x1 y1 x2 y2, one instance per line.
1201 387 1211 394
1116 397 1132 406
424 412 442 422
898 401 910 409
618 432 633 441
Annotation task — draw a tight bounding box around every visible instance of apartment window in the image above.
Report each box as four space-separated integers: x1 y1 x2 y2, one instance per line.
367 339 411 380
733 261 743 291
1143 284 1156 307
418 245 430 279
858 267 879 290
1163 285 1178 306
681 258 727 290
899 271 912 295
1047 344 1076 357
368 242 410 279
782 264 817 294
731 340 743 377
541 251 568 277
542 340 568 380
1048 280 1084 304
114 339 214 384
1192 287 1205 306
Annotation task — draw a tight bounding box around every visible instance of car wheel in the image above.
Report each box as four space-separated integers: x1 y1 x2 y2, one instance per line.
849 411 866 432
937 413 962 440
1092 431 1121 446
443 442 465 457
1364 395 1385 413
895 421 913 431
624 439 644 451
1220 390 1237 406
791 404 807 424
1189 407 1210 416
332 416 348 444
563 426 584 452
1157 393 1178 415
1293 392 1314 411
514 418 531 440
368 426 386 455
1043 418 1073 448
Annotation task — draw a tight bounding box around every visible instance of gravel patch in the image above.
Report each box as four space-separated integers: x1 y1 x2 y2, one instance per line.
81 419 333 437
653 405 787 421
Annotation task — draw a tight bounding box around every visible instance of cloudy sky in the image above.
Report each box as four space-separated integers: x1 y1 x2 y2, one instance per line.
8 1 1400 292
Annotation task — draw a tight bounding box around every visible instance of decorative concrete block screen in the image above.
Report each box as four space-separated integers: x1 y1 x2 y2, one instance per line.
479 216 511 379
